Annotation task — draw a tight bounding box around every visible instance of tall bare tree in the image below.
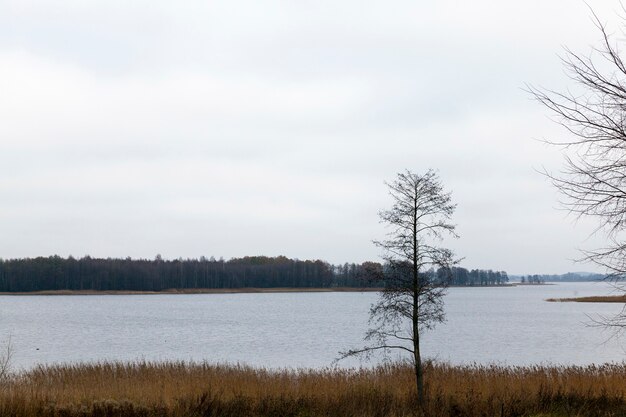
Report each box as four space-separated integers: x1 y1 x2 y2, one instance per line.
528 11 626 327
340 169 458 406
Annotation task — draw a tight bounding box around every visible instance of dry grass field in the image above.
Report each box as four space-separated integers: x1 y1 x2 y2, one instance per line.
546 295 626 303
0 361 625 416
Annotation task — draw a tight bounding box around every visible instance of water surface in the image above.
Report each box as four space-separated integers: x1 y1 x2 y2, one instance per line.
0 282 624 369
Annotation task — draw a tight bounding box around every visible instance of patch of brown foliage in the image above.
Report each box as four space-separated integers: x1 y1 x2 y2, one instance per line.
546 295 626 303
0 361 625 416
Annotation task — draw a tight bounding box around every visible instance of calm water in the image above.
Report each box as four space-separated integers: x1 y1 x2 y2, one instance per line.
0 282 625 370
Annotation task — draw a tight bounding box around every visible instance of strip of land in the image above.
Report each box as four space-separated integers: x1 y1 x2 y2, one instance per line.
0 287 384 296
0 284 528 296
0 283 538 296
546 294 626 303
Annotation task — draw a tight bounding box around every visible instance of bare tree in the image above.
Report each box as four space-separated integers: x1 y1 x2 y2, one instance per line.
340 169 458 407
528 10 626 326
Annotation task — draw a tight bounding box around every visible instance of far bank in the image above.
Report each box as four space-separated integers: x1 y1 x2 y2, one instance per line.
0 283 534 296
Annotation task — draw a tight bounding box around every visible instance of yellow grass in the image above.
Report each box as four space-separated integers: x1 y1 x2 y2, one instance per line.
546 294 626 303
1 361 626 416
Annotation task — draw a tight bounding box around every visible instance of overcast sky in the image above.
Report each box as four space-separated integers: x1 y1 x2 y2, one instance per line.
1 0 623 274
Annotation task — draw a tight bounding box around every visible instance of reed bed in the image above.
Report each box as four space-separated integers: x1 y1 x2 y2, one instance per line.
0 361 625 416
546 294 626 303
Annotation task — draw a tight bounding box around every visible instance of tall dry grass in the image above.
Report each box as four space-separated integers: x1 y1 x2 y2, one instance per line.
546 295 626 303
0 361 625 416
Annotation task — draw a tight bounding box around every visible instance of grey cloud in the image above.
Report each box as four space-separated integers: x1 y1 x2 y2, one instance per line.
0 0 620 274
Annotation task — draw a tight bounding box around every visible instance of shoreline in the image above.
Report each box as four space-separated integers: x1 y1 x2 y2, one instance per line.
546 294 626 303
0 284 525 296
0 287 384 296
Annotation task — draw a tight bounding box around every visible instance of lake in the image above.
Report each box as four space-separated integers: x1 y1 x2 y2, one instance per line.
1 282 625 370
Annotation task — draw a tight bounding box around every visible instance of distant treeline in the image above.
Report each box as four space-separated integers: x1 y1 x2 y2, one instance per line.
514 272 607 283
0 256 508 292
438 267 509 286
520 275 546 284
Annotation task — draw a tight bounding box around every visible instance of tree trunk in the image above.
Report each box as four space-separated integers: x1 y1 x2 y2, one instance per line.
413 309 424 407
413 193 424 408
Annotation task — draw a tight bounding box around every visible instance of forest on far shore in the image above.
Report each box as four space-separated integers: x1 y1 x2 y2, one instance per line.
514 272 606 283
0 255 510 292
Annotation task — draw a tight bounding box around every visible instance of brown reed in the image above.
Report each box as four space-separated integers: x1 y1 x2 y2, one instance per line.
546 295 626 303
0 360 625 416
